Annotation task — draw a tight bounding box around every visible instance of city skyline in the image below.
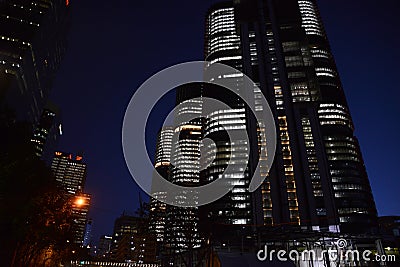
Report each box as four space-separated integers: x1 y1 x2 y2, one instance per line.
49 0 400 244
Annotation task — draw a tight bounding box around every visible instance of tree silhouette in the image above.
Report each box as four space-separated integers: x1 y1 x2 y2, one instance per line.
0 109 74 266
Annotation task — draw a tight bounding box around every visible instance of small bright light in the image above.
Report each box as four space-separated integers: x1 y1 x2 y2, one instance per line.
75 197 85 206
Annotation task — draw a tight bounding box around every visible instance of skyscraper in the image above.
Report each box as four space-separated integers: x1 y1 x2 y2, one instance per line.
150 1 378 263
201 0 377 239
163 84 203 254
0 0 70 125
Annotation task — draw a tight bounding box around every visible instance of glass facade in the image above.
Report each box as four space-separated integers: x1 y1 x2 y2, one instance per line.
201 0 377 236
202 3 254 231
153 0 378 258
297 0 377 231
149 127 174 244
164 84 203 253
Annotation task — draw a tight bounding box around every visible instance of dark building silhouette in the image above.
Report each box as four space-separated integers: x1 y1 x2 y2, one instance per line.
111 214 157 264
379 216 400 250
0 0 70 125
31 102 62 163
97 235 113 259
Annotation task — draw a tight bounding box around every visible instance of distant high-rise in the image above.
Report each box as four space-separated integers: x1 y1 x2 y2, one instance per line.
71 193 91 245
149 126 174 244
51 151 87 195
0 0 70 125
200 0 377 238
83 218 93 247
51 151 90 245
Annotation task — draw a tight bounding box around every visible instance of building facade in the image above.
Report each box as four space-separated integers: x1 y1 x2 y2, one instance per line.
51 151 87 195
201 0 377 240
51 151 91 245
72 193 92 246
149 126 174 244
150 0 378 262
163 84 203 254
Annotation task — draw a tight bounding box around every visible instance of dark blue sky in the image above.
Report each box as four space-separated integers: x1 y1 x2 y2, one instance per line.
50 0 400 242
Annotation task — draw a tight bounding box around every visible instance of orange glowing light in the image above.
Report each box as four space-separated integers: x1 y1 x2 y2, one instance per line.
66 0 70 7
75 197 85 206
55 152 62 156
76 156 83 161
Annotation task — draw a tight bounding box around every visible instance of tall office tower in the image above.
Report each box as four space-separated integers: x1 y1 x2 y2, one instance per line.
31 103 62 163
0 0 70 125
201 2 264 242
164 84 203 253
51 151 87 194
201 0 377 237
149 126 173 244
295 0 377 233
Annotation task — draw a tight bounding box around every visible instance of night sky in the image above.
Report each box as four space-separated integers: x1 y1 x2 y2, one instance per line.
50 0 400 243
